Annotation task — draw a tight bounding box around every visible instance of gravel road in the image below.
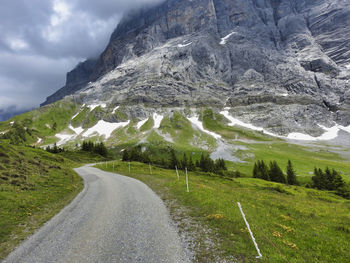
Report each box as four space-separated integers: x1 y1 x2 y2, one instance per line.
4 165 190 263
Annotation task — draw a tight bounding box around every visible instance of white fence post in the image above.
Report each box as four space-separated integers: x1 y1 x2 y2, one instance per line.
237 202 262 259
175 165 179 180
113 162 114 171
186 167 189 193
128 162 131 173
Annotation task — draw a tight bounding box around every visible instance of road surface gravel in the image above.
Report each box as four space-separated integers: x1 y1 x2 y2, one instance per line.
4 165 190 263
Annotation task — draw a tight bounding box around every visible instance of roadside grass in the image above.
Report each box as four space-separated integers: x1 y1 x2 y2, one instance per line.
58 150 110 164
96 161 350 263
0 142 83 260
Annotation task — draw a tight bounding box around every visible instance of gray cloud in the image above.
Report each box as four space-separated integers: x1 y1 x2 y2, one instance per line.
0 0 163 119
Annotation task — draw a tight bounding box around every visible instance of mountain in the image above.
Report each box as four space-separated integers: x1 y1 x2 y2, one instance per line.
41 0 349 137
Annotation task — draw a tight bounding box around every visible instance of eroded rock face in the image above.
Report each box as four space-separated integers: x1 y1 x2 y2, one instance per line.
42 0 350 135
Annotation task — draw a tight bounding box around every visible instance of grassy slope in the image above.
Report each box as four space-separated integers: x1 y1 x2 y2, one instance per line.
97 161 350 263
0 141 84 259
0 100 79 145
201 109 350 184
234 142 350 184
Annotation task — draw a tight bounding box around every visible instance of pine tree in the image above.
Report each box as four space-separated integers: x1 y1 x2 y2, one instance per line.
269 161 286 183
286 160 297 185
199 153 205 171
195 159 200 168
312 168 328 189
188 155 195 171
122 149 130 161
169 148 179 169
182 153 188 169
257 160 269 181
253 162 258 178
52 143 59 154
332 169 345 189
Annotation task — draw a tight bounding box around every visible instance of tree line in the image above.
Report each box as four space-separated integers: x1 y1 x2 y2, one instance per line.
46 143 65 154
122 146 235 177
311 167 349 198
253 159 349 199
253 160 297 185
81 141 108 157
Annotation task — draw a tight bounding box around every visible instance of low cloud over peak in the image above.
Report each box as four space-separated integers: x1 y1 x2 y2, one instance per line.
0 0 164 120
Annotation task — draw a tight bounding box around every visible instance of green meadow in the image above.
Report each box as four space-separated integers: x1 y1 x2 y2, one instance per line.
0 142 86 259
97 161 350 263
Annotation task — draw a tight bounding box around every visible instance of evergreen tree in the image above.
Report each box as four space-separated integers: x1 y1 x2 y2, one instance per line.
332 169 345 189
129 146 142 161
142 152 151 163
188 155 195 171
169 148 179 169
122 149 130 161
199 153 205 171
312 167 345 191
269 161 286 183
286 160 297 185
52 122 57 131
255 160 269 181
94 142 108 157
182 153 188 169
52 143 59 154
215 159 227 171
253 162 258 178
312 168 326 189
195 159 200 168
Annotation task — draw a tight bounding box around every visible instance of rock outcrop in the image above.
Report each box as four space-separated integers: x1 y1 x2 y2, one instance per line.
41 0 350 136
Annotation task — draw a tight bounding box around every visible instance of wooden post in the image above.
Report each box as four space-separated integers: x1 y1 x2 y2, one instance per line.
113 162 115 172
175 165 179 180
186 167 189 193
128 162 131 173
149 163 152 175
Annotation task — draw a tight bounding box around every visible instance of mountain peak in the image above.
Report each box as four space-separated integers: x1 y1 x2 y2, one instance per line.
41 0 350 136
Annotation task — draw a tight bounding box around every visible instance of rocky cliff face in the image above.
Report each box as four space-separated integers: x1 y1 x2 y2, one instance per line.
41 0 350 136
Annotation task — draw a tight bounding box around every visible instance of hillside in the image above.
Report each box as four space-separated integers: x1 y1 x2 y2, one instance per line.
0 141 83 259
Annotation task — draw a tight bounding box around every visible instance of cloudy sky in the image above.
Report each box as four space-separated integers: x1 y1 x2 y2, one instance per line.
0 0 162 120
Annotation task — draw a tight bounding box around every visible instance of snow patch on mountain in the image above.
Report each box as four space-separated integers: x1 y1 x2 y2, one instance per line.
177 42 192 48
187 116 221 139
56 133 76 146
87 103 107 111
153 113 163 129
288 124 350 141
83 120 130 138
220 110 279 137
220 32 237 45
222 109 350 141
72 107 84 119
69 125 84 135
137 118 149 129
112 106 120 114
